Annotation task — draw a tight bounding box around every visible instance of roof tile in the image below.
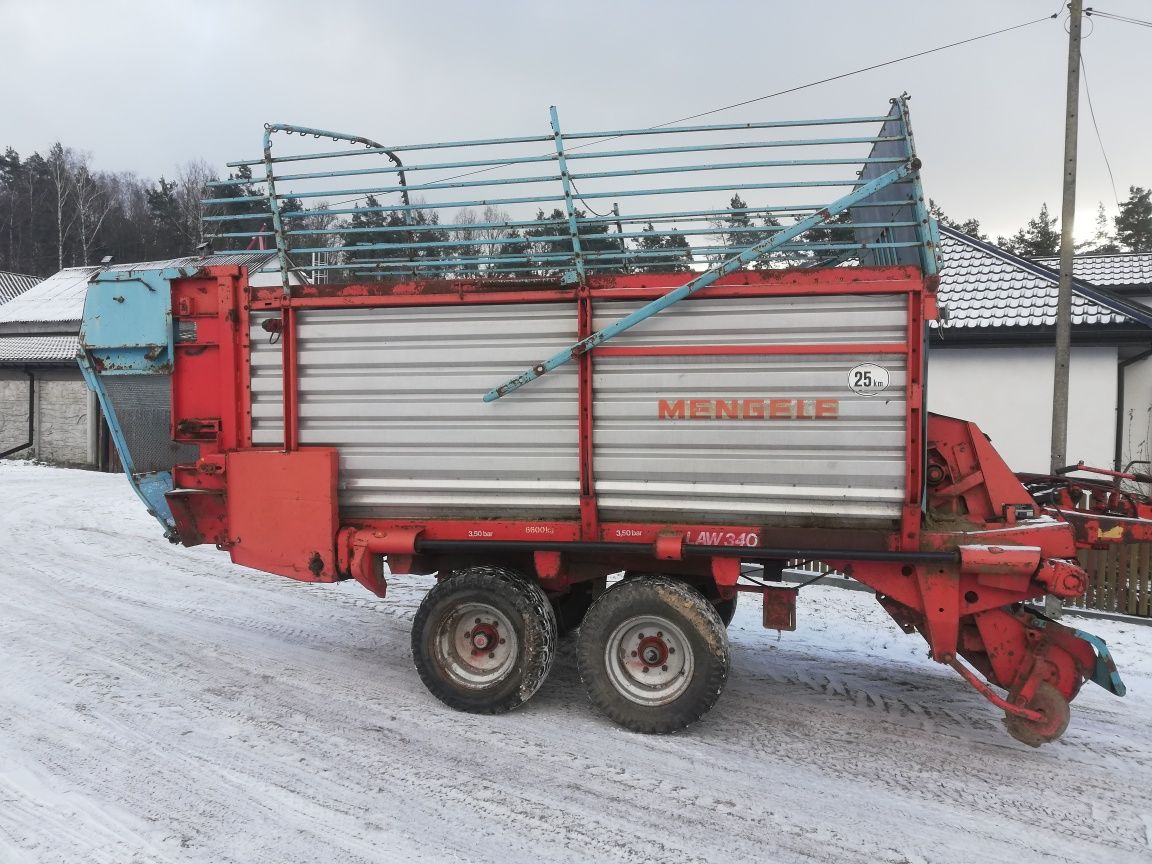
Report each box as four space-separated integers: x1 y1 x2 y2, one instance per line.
938 232 1130 329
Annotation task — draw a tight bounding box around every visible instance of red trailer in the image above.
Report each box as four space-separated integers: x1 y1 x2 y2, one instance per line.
79 98 1137 744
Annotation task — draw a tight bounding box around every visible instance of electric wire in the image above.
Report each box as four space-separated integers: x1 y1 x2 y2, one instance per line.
1086 8 1152 28
1079 51 1121 210
324 13 1057 210
588 15 1056 138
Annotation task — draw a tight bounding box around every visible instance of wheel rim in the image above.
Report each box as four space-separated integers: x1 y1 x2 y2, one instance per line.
434 602 519 690
1004 682 1071 746
604 615 694 706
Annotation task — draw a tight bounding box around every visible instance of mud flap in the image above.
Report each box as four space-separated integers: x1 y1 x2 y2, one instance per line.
225 448 340 582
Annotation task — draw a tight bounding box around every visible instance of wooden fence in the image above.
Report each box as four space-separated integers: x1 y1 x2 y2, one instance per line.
1073 544 1152 617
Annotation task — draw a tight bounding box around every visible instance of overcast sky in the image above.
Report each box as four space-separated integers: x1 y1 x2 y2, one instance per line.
2 0 1149 241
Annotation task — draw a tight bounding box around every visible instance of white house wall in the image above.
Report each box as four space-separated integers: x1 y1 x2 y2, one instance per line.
1120 353 1152 475
927 346 1117 474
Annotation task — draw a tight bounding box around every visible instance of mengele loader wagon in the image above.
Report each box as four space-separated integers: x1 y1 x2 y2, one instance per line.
79 97 1143 744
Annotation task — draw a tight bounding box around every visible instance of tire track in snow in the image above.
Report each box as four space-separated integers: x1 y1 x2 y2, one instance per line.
3 463 1152 864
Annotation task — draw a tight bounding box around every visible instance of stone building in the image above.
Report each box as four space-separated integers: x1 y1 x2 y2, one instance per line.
0 267 103 466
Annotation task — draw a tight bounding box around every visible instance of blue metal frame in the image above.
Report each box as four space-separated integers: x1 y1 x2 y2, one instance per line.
551 106 585 285
203 97 936 286
78 266 197 537
77 348 178 537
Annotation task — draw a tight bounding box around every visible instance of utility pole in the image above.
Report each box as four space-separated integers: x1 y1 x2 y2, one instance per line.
1048 0 1083 618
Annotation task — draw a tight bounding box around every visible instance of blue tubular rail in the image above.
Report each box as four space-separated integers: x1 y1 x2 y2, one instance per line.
202 96 934 285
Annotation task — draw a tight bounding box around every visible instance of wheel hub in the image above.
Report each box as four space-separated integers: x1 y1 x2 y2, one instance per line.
636 636 669 668
605 616 694 706
434 603 518 690
469 622 499 653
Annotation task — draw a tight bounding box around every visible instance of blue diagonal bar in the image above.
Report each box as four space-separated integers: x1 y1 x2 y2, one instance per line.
483 160 917 402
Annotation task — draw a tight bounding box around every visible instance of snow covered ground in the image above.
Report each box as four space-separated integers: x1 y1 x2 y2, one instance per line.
2 462 1151 864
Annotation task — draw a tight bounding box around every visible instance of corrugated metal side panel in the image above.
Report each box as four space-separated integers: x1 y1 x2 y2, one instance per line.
251 304 580 517
595 295 907 346
592 295 908 524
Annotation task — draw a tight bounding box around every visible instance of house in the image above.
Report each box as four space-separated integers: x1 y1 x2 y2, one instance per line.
0 253 289 468
927 226 1152 477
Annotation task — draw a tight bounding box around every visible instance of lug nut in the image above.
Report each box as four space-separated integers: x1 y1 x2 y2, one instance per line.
642 667 649 673
499 638 506 645
488 652 496 659
662 665 668 672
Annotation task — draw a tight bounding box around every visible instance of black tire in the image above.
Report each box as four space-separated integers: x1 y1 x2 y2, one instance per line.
624 571 736 628
713 592 738 628
411 566 557 715
577 576 730 734
552 578 607 636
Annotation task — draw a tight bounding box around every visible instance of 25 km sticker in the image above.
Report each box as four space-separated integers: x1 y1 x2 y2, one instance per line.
848 363 890 397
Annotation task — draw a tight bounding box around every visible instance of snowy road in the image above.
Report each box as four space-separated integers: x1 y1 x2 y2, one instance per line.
2 462 1151 864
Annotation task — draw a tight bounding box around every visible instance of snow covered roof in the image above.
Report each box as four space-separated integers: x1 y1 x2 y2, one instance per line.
104 251 278 273
0 270 41 306
937 227 1152 331
1033 251 1152 290
0 335 79 363
0 267 101 330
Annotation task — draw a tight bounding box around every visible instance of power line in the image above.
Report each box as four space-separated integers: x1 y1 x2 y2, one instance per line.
1086 8 1152 28
328 13 1057 210
1079 51 1120 210
598 14 1057 135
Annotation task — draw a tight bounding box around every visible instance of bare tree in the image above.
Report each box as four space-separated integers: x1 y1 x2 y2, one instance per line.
451 208 481 276
293 203 339 280
71 158 116 265
477 204 515 265
45 143 77 270
175 160 217 246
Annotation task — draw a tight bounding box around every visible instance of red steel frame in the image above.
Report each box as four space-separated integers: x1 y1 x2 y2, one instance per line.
248 265 925 547
162 262 1120 735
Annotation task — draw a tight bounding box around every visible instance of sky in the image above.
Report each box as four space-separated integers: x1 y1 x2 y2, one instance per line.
1 0 1149 242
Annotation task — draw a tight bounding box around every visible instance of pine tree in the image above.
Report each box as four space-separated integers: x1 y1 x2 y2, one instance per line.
1115 187 1152 253
928 198 987 240
523 207 616 276
997 203 1060 257
146 177 186 256
714 195 771 257
339 194 390 275
632 222 694 273
1081 202 1119 254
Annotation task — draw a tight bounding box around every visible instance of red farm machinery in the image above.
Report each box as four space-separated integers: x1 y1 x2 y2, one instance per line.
79 97 1140 744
